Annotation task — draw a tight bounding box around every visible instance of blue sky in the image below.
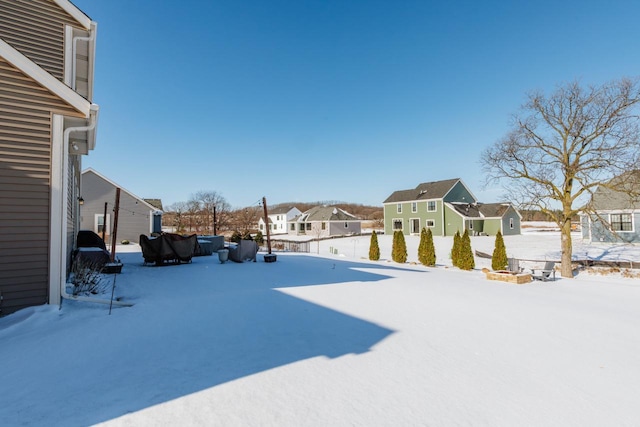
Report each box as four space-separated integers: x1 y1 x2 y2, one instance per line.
72 0 640 209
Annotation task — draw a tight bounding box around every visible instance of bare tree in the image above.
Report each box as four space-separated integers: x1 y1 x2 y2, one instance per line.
166 201 188 233
230 206 261 233
482 78 640 278
311 222 326 254
190 191 231 234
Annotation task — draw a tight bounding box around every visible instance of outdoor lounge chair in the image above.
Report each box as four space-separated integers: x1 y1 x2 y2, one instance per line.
228 240 258 263
531 261 556 281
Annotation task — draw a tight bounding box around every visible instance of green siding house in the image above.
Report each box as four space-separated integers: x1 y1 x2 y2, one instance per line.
383 178 521 236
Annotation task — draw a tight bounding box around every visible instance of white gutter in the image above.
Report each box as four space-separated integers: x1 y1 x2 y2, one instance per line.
59 107 132 307
71 22 96 92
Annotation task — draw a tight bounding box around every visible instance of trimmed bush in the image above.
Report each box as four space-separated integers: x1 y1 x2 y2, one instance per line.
457 229 475 270
230 230 242 243
392 230 407 263
369 230 380 261
491 231 508 271
254 230 265 246
424 227 436 267
451 230 461 267
418 227 436 266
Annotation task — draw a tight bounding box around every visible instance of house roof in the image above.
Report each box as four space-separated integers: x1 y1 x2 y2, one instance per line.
82 168 163 213
144 199 164 211
448 202 516 219
591 171 640 210
292 206 360 222
269 206 298 215
383 178 461 203
478 203 513 218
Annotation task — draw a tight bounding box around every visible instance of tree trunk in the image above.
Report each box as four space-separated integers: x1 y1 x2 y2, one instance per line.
560 216 573 278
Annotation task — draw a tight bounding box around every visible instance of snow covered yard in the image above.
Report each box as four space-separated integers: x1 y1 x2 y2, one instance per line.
1 232 640 426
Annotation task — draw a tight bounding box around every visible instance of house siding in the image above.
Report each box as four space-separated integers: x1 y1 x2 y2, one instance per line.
501 208 521 236
443 181 475 204
0 0 82 81
80 171 157 244
329 221 361 236
585 212 640 243
383 200 444 236
444 204 464 236
0 56 80 315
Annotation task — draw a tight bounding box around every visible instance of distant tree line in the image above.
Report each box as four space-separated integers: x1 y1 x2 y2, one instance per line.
162 195 384 236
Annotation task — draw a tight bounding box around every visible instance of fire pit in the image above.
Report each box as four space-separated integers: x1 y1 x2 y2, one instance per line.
483 269 532 284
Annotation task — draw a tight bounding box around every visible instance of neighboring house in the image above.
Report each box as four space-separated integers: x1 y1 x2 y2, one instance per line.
0 0 99 316
81 168 163 244
258 205 301 235
581 172 640 243
383 178 521 236
289 206 362 237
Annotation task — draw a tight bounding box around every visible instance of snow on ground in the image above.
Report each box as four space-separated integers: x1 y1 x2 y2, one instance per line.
1 228 640 426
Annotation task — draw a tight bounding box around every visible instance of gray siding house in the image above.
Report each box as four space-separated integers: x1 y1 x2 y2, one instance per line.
0 0 99 316
289 206 362 237
81 169 163 244
383 178 521 236
581 172 640 243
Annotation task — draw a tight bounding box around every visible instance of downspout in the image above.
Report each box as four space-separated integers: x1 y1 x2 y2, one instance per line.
71 24 95 92
60 107 132 307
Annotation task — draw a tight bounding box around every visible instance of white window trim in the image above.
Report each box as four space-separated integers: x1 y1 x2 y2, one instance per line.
509 217 514 229
426 220 435 228
95 213 111 235
397 203 402 214
427 200 437 212
392 218 403 231
609 212 634 233
411 202 417 213
409 218 420 234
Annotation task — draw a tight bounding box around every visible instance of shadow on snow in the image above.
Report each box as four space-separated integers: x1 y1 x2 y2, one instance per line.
2 252 412 426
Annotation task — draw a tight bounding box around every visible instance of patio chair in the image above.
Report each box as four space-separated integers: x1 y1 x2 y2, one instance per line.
508 257 522 274
531 261 556 281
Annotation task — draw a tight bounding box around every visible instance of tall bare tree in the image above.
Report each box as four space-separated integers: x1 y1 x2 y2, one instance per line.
482 78 640 278
190 191 230 233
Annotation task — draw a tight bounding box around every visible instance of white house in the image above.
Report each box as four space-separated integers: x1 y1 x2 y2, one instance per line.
258 206 301 235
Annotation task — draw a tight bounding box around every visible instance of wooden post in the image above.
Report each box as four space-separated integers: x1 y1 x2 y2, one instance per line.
262 196 272 255
110 188 121 262
102 202 108 242
213 206 217 235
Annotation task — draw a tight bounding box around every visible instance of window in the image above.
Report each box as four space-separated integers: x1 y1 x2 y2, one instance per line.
427 201 436 212
411 202 417 213
259 224 263 231
95 214 110 235
426 220 435 227
610 213 632 231
509 217 514 229
291 223 295 231
393 219 403 230
469 221 473 230
397 203 402 213
321 222 326 230
306 223 312 231
345 222 349 228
